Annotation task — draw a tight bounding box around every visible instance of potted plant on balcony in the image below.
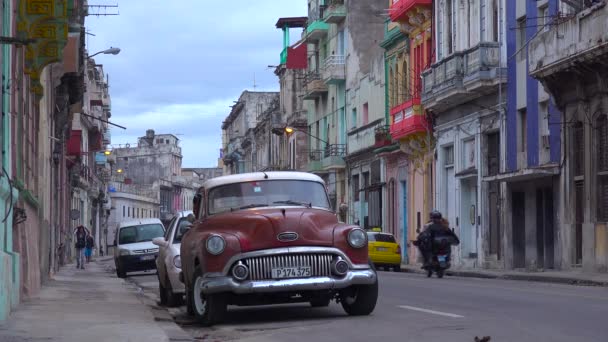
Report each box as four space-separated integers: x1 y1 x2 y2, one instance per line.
374 126 392 148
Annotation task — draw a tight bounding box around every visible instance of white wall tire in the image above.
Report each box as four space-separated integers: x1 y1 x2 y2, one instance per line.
188 267 227 326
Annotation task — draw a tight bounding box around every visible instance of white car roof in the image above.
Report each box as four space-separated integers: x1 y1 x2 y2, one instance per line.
173 210 193 218
203 171 325 190
117 218 163 229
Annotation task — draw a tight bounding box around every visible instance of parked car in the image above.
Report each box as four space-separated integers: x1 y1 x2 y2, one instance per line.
152 210 194 306
113 218 165 278
367 231 401 272
180 171 378 326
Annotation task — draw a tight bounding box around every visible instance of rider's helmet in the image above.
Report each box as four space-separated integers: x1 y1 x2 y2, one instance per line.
430 210 442 221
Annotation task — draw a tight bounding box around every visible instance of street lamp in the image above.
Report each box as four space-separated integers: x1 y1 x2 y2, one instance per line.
104 150 111 156
88 47 121 58
284 126 328 145
116 168 123 173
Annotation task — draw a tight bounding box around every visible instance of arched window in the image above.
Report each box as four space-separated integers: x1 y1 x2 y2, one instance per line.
597 115 608 221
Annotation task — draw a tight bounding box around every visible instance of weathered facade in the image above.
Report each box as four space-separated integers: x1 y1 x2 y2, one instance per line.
387 0 436 262
112 130 185 223
1 0 110 320
275 17 309 172
529 1 608 272
379 15 412 263
221 91 279 174
422 0 506 268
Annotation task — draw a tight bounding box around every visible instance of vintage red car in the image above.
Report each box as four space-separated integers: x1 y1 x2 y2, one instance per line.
179 171 378 325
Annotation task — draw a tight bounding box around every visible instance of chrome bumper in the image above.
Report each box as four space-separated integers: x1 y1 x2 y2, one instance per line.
199 269 377 295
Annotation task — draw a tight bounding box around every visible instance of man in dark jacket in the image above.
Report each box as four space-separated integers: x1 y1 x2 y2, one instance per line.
414 210 459 268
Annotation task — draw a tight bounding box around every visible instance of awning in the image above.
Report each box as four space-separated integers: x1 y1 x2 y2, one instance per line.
483 165 560 183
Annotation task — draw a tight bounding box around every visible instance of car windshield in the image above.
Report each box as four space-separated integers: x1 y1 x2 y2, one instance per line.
119 224 165 245
368 233 396 243
208 179 331 215
173 218 191 244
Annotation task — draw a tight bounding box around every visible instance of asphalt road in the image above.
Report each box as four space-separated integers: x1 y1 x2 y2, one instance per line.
125 269 608 342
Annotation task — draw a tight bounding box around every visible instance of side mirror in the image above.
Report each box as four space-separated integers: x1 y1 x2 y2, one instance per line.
179 224 192 236
152 237 168 247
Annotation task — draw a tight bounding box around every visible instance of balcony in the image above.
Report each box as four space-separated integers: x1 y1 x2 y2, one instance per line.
348 119 383 155
421 42 505 112
322 54 345 84
529 2 608 79
306 20 329 42
389 0 432 23
322 144 346 170
303 73 328 100
374 125 393 148
307 149 324 173
66 130 82 156
323 0 346 24
389 100 429 141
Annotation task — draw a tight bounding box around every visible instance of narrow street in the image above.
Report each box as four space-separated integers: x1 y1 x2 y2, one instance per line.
127 265 608 341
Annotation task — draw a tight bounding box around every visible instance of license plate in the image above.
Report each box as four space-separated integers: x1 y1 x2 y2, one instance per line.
140 255 155 261
437 255 447 262
271 266 312 279
376 247 389 252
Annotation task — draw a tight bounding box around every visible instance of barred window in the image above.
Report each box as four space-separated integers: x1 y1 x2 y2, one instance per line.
597 115 608 221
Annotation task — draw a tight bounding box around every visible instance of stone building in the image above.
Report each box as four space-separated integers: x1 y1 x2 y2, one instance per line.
275 17 309 171
422 0 506 269
111 130 186 224
529 1 608 273
221 91 280 174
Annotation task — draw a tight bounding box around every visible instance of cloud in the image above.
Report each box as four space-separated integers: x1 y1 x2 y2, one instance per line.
86 0 307 166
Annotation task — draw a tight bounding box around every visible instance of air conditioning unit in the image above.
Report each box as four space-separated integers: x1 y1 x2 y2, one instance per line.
541 134 550 149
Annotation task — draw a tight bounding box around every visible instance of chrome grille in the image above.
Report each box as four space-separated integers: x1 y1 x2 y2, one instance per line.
242 253 334 280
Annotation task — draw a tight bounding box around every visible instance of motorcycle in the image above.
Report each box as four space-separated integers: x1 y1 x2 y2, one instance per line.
425 236 453 278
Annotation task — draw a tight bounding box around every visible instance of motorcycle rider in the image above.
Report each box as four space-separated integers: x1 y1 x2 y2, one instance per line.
414 210 459 269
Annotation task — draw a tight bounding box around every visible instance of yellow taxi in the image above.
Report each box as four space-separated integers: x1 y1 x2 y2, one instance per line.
367 230 402 272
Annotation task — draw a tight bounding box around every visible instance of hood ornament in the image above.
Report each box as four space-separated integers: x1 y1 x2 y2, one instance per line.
277 232 299 242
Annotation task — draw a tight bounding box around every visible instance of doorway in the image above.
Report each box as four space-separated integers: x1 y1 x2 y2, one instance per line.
488 181 501 259
536 187 555 269
512 191 526 268
460 178 478 258
401 180 408 264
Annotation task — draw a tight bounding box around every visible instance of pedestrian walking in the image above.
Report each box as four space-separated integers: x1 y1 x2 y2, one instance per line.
73 226 89 269
85 234 95 263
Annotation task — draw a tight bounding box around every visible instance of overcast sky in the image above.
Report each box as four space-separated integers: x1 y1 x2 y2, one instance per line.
85 1 307 167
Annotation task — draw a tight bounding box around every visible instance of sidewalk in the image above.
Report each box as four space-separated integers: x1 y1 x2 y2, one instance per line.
0 257 192 342
400 263 608 286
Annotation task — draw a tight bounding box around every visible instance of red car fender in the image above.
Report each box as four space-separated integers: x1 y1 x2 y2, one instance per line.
333 224 369 265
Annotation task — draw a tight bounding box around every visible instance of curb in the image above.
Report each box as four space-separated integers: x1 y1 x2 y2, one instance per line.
95 259 194 341
399 265 608 287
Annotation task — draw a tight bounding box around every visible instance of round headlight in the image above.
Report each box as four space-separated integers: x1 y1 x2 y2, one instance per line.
347 228 367 248
173 255 182 268
206 235 226 255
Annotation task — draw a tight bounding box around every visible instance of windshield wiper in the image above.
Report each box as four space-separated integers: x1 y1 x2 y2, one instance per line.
273 200 312 208
231 204 269 211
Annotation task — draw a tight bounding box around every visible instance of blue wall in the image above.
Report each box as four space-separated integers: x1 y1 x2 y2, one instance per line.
506 0 517 171
507 0 561 172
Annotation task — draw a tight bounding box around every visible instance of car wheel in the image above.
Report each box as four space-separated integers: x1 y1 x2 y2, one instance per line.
165 276 181 308
116 264 126 278
310 297 331 307
159 276 168 306
393 265 401 272
189 267 227 326
340 276 378 316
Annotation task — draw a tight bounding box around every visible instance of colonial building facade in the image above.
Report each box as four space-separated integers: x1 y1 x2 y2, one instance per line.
423 0 506 268
529 1 608 272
